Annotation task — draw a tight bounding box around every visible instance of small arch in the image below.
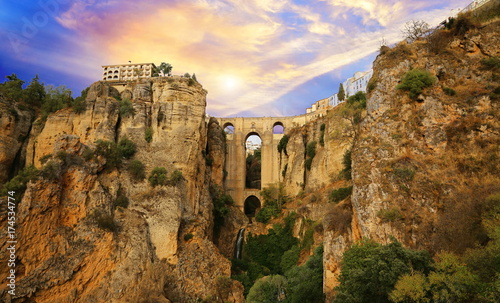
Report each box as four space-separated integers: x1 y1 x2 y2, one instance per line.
113 75 118 79
244 195 261 220
114 70 119 74
272 122 284 134
223 123 235 134
245 132 262 189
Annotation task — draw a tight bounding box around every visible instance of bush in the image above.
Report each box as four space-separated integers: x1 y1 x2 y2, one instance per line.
184 233 194 241
127 160 146 180
333 238 433 303
119 98 135 117
319 124 326 147
443 86 457 96
39 160 62 180
277 135 289 155
148 167 168 187
285 245 324 303
305 141 317 171
329 186 353 203
397 69 436 99
481 56 500 70
0 166 39 199
377 208 404 222
117 137 136 159
168 170 184 185
72 97 86 113
94 140 121 169
144 127 153 143
114 188 129 208
93 209 118 232
340 149 352 180
209 184 234 238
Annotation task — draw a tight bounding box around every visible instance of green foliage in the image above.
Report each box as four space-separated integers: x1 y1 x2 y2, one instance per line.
285 245 324 303
347 91 367 109
184 233 194 241
144 127 153 143
481 56 500 70
246 214 299 274
329 186 353 203
394 168 415 182
169 170 184 185
340 149 352 180
282 163 288 178
367 77 378 93
256 183 288 223
188 77 195 86
277 134 289 155
117 137 136 159
24 75 45 106
397 69 436 99
94 140 121 169
39 160 62 180
183 72 191 78
338 83 345 101
305 141 317 171
71 86 89 114
114 188 129 209
1 166 39 200
119 98 135 117
209 184 234 238
319 123 326 147
390 253 480 303
157 62 173 76
246 275 287 303
333 238 433 303
378 208 404 223
127 159 146 181
93 209 118 232
280 245 300 273
443 86 456 96
0 74 25 102
42 84 72 119
148 167 168 187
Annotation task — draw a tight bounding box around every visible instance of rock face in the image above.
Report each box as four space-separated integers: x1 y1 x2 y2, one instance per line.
0 96 33 184
0 77 244 303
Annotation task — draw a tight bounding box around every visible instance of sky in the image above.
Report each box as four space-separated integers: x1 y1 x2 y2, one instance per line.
0 0 470 117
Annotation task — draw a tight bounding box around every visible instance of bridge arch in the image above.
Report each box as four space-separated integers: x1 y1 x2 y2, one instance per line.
244 195 261 220
272 121 284 134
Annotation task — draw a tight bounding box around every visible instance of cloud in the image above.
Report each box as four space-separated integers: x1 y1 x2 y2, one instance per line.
34 0 472 117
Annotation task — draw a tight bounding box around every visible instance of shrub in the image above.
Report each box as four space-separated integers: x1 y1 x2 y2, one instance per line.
82 147 94 161
319 124 325 147
481 56 500 70
93 209 118 232
332 238 433 303
127 160 146 180
114 188 129 208
0 166 39 199
339 149 352 180
119 98 135 117
280 245 300 273
329 186 353 203
377 208 404 222
282 163 288 178
443 86 457 96
285 245 324 303
94 140 121 169
39 160 62 180
148 167 168 187
72 97 86 113
184 233 194 241
39 154 52 164
397 69 436 99
277 135 289 155
168 170 183 185
117 137 136 159
393 168 415 182
305 141 317 171
209 184 233 238
144 127 153 143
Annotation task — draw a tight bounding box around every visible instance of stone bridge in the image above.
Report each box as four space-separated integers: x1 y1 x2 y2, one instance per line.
215 114 316 216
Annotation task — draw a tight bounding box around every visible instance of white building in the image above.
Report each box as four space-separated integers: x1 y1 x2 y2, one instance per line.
102 63 157 81
327 69 373 108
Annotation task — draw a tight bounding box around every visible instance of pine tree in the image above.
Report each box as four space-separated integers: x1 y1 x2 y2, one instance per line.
338 83 345 101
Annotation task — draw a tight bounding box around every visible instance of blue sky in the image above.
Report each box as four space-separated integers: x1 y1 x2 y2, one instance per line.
0 0 470 117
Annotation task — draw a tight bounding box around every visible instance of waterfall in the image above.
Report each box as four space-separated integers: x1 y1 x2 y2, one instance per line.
234 228 245 260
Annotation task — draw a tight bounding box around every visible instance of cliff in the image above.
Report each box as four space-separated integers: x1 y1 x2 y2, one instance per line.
0 77 244 302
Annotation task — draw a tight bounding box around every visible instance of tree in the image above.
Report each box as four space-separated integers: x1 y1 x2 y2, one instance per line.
42 85 72 118
333 238 433 303
246 275 287 303
402 20 431 42
0 74 25 102
396 69 436 99
157 62 173 76
338 83 345 101
24 75 45 106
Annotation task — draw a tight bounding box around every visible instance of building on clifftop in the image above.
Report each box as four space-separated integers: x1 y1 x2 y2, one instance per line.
102 63 157 81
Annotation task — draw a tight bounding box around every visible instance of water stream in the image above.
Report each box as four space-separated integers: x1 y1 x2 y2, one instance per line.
234 228 245 259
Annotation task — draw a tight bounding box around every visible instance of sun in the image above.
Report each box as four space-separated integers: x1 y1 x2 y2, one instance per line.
220 75 241 92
